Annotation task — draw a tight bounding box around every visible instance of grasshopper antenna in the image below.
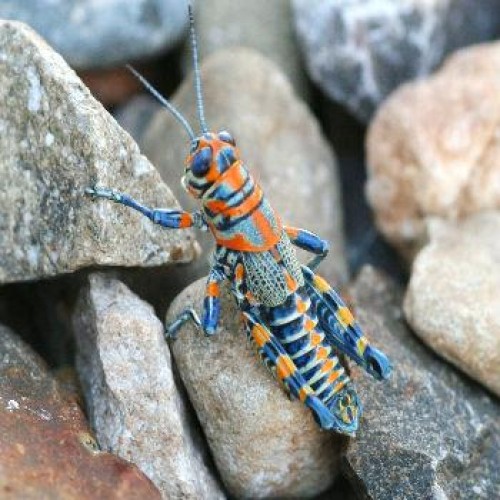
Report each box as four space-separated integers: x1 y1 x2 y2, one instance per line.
126 64 196 140
188 4 208 134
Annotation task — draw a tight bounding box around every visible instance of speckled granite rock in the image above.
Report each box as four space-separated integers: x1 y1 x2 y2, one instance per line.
0 0 188 69
343 267 500 499
183 0 308 96
404 212 500 397
0 21 197 285
72 273 224 499
366 42 500 259
167 278 343 499
0 324 160 499
293 0 500 121
142 47 347 285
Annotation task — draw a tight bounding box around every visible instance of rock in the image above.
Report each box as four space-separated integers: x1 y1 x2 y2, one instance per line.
0 0 188 70
343 267 500 499
292 0 500 122
366 42 500 259
404 212 500 397
72 273 224 499
0 323 161 499
142 47 347 285
184 0 308 96
0 21 197 285
167 278 343 499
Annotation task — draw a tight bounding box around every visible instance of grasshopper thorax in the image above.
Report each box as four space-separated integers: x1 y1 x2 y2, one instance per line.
182 130 239 199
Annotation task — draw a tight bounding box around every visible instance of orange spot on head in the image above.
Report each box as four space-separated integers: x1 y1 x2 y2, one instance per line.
276 355 296 380
252 324 270 348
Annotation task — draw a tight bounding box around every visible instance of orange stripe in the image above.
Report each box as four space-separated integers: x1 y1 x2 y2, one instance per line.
304 318 315 332
297 299 307 314
338 307 355 327
299 386 313 402
320 359 335 373
317 347 328 360
311 332 322 346
285 227 299 239
206 282 219 297
220 185 263 218
179 213 193 228
327 370 343 385
285 272 298 292
252 324 270 348
276 355 296 380
235 264 244 281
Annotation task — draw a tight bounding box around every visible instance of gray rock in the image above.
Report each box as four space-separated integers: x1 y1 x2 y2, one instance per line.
142 47 347 285
0 323 161 498
292 0 500 121
72 273 224 499
343 267 500 499
185 0 309 97
0 21 197 285
404 213 500 397
0 0 188 69
167 278 343 499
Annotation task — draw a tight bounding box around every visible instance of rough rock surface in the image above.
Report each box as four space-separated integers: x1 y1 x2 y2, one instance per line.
366 42 500 259
343 267 500 499
72 273 224 499
293 0 500 121
0 0 188 69
0 21 197 285
0 323 160 499
184 0 308 96
142 47 347 285
404 212 500 397
167 278 343 499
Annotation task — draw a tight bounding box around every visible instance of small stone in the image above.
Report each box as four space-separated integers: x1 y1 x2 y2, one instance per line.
292 0 500 121
0 323 160 498
0 0 188 69
404 212 500 397
0 21 197 285
343 267 500 499
366 42 500 258
167 278 343 499
142 47 347 285
72 273 224 499
184 0 308 96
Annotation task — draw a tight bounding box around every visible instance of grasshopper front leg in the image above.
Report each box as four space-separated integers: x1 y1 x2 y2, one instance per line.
86 186 208 230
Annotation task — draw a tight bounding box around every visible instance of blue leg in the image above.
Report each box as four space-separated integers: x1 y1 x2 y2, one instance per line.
285 226 329 271
166 267 225 339
86 186 207 230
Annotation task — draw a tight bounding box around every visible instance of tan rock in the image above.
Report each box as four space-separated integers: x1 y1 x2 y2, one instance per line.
404 212 500 396
366 42 500 259
72 273 224 499
142 47 347 285
167 278 343 499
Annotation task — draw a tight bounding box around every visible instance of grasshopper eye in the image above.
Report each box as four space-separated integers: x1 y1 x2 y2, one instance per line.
218 130 235 146
191 146 212 177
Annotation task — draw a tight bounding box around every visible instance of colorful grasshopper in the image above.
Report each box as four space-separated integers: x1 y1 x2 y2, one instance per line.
86 6 391 435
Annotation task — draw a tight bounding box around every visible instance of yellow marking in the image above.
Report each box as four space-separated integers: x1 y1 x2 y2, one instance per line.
311 332 322 346
320 359 335 373
297 299 307 314
299 386 313 402
332 379 348 394
337 306 355 327
313 275 331 293
252 324 270 348
304 318 315 332
317 347 328 360
276 355 296 380
357 336 368 355
327 370 343 385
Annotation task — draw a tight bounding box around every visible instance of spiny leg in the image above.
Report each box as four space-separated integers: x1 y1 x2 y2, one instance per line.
85 186 207 230
285 226 329 271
